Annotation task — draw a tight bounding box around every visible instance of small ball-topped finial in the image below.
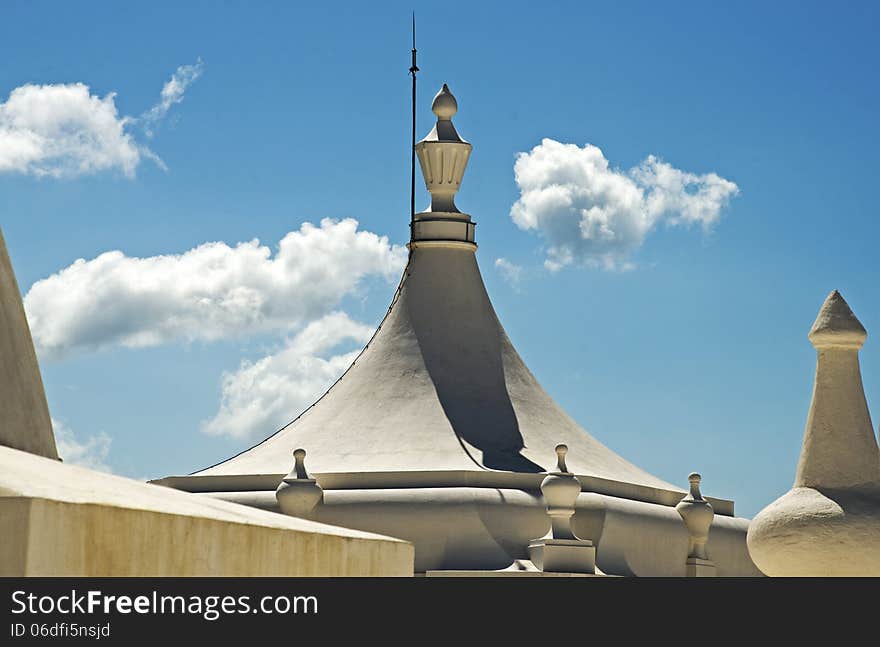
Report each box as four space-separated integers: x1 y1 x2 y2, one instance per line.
676 471 715 570
528 444 596 573
432 83 458 120
555 444 569 473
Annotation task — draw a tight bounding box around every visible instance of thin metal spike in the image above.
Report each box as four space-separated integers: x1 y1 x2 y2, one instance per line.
409 14 418 242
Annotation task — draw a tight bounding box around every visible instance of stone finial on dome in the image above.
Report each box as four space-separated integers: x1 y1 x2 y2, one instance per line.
795 290 879 490
276 448 323 518
808 290 867 349
421 84 466 144
527 445 596 574
675 472 716 576
412 83 474 240
432 83 458 120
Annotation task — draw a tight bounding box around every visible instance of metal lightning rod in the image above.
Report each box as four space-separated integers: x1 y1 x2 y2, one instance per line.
409 13 418 242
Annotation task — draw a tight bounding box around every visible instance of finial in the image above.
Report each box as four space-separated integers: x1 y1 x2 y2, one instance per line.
432 84 457 120
418 83 468 146
675 471 715 575
527 445 595 573
808 290 866 349
795 289 879 489
410 82 473 244
412 83 472 224
747 290 880 576
555 444 569 473
276 448 323 517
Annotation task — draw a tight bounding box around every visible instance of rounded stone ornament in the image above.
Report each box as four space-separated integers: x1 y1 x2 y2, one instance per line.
431 83 458 120
747 486 880 576
675 473 714 560
541 445 580 510
276 448 324 518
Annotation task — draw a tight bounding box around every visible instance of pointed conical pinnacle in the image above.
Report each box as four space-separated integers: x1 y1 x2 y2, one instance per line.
808 290 866 349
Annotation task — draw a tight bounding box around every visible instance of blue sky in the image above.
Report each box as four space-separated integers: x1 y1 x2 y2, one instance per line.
2 1 878 517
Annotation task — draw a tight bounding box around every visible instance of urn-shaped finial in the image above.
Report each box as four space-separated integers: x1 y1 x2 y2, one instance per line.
540 453 581 541
414 83 473 218
527 444 596 573
275 448 324 518
676 473 714 563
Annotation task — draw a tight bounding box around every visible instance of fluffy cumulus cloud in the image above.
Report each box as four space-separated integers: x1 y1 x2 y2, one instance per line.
0 60 202 177
202 312 374 439
510 139 739 270
0 83 142 177
52 418 113 472
24 218 406 359
142 59 204 136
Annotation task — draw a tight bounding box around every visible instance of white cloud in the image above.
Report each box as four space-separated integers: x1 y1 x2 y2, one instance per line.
142 59 204 137
0 83 143 177
495 257 523 289
510 139 739 270
52 418 113 472
25 218 406 360
201 312 374 439
0 60 202 177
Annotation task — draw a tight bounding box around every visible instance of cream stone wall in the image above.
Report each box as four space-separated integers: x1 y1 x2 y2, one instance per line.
0 446 414 577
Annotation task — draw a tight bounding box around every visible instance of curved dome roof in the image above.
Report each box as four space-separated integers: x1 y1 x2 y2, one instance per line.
195 244 675 491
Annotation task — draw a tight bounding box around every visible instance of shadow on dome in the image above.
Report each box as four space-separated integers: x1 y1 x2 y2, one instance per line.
405 250 544 474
